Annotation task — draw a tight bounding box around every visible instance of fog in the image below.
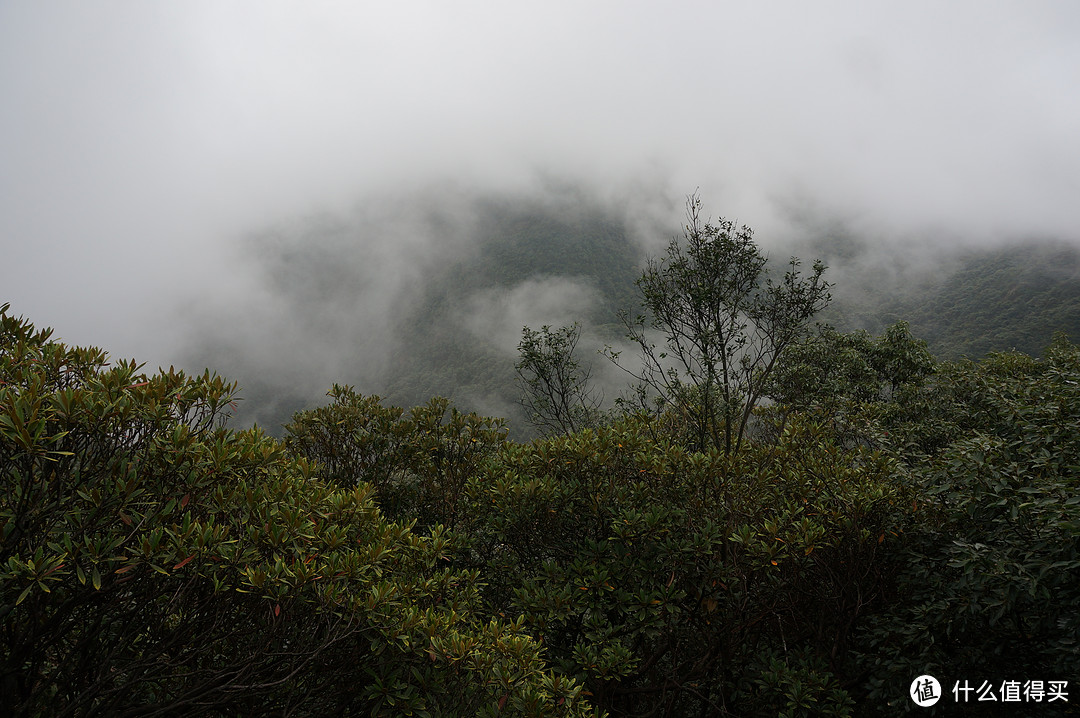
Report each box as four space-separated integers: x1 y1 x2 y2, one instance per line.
3 2 1079 425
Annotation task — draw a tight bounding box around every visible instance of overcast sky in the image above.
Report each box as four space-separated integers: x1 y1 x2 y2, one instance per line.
2 1 1079 371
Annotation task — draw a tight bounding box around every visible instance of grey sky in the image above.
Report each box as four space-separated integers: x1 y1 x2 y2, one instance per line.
2 1 1079 370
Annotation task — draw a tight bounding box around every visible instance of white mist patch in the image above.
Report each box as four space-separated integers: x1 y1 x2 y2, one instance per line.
461 276 603 356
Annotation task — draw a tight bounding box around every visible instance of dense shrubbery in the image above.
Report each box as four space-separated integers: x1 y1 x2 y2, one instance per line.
4 286 1078 714
0 304 586 717
283 325 1080 716
288 389 905 715
853 337 1080 713
283 387 507 533
463 417 904 716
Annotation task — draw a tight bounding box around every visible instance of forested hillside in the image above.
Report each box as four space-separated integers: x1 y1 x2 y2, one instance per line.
381 215 1080 437
889 242 1080 359
4 232 1079 714
182 189 651 434
802 232 1080 360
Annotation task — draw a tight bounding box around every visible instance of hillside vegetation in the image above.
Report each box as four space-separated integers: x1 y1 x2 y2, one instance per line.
803 232 1080 360
4 200 1079 715
890 242 1080 359
383 196 643 419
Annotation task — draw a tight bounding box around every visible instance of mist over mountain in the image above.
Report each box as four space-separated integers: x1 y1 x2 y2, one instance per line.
180 182 664 431
179 181 1080 434
5 3 1080 381
788 215 1080 358
879 241 1080 358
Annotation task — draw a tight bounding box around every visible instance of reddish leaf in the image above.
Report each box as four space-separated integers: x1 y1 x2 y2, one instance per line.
173 555 194 570
180 494 190 508
274 603 281 617
498 694 507 710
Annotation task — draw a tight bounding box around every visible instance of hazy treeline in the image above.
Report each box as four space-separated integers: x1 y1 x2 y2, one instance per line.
181 186 1080 437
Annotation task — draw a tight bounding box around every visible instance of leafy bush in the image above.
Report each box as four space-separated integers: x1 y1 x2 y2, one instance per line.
459 416 907 717
284 386 507 531
761 321 935 450
283 383 909 716
0 305 586 717
853 335 1080 714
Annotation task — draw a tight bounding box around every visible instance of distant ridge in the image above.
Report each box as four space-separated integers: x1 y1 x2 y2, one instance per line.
829 241 1080 359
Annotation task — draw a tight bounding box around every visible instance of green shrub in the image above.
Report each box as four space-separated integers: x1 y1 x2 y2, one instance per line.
0 305 587 717
285 387 507 531
459 416 905 717
853 335 1080 714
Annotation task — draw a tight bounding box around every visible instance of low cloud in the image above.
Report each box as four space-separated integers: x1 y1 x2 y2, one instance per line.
461 276 604 356
3 3 1079 420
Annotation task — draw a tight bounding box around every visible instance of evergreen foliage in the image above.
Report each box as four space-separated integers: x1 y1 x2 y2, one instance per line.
0 304 587 717
5 196 1080 715
853 336 1080 710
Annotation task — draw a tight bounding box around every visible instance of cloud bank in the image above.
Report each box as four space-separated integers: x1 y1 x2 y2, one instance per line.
2 1 1078 397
